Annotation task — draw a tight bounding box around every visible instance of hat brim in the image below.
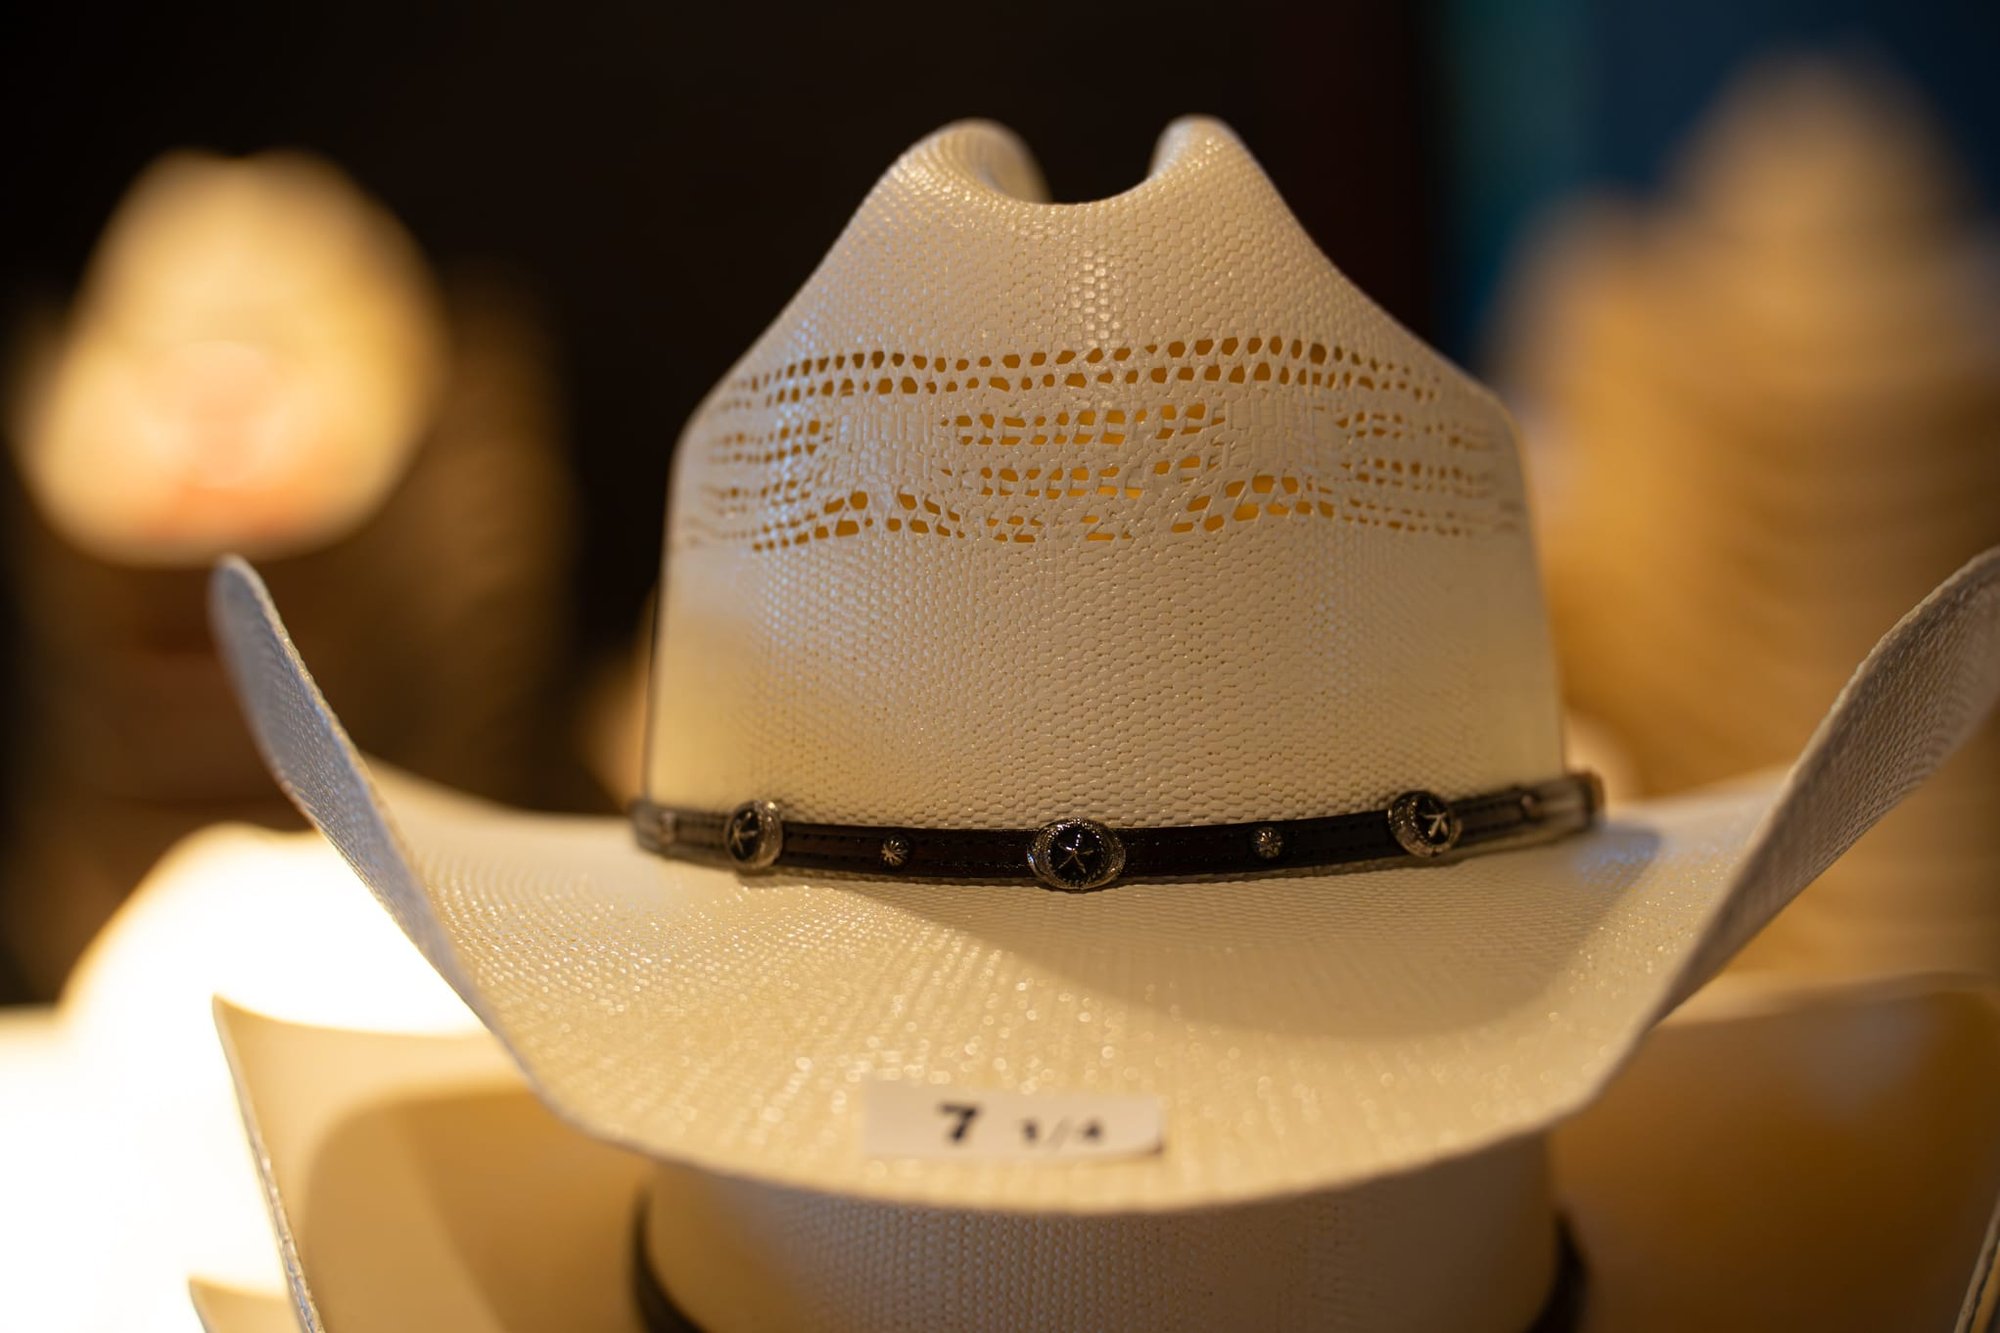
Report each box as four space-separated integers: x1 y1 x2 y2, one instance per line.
1551 970 2000 1331
188 1281 304 1333
211 1003 649 1333
209 976 2000 1333
208 551 2000 1211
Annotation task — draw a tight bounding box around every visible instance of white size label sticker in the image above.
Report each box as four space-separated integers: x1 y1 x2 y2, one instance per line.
862 1082 1165 1162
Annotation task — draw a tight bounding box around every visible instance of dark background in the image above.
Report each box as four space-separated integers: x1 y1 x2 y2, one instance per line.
3 0 1995 657
2 3 1444 651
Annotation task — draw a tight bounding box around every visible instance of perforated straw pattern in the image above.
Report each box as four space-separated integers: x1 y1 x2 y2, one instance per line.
646 120 1561 827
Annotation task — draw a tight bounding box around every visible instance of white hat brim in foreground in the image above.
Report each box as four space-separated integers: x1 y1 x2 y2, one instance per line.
208 550 2000 1212
210 1006 1558 1333
208 1004 648 1333
1552 970 2000 1331
204 975 2000 1333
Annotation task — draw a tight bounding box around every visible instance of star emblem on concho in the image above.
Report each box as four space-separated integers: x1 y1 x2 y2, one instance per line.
1028 818 1127 892
1387 790 1461 859
725 811 761 858
723 800 784 869
1052 827 1102 878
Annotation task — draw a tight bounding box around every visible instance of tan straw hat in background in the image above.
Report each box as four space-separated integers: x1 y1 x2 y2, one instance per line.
11 150 446 568
1503 55 2000 980
211 116 2000 1330
1 149 580 996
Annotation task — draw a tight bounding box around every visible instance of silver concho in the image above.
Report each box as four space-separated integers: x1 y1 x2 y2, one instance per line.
723 800 784 870
1027 818 1127 892
1387 790 1460 859
880 836 911 869
1251 825 1284 861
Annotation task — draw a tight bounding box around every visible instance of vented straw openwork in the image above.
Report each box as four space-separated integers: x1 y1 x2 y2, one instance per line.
644 118 1566 833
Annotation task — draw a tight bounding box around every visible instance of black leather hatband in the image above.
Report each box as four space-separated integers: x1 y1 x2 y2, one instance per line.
630 771 1602 893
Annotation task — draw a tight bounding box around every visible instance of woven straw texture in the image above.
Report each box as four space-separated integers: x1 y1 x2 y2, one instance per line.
211 118 2000 1212
649 118 1559 827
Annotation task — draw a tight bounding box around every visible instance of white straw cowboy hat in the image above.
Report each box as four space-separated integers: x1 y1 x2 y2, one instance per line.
210 116 2000 1329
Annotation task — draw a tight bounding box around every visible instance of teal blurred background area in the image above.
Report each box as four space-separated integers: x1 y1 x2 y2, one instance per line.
1437 0 2000 356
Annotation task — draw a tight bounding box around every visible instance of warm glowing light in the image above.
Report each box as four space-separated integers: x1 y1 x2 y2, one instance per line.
0 824 475 1332
11 151 445 566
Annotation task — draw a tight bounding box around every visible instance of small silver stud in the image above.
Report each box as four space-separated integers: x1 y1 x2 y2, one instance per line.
1518 790 1543 821
632 803 677 852
1251 826 1284 860
880 836 911 869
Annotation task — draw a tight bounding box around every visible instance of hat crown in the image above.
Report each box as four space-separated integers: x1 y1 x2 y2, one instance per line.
647 118 1562 825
